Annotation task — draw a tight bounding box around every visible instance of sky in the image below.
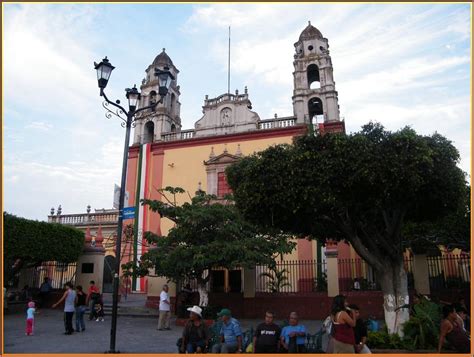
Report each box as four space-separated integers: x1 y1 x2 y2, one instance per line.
3 3 471 221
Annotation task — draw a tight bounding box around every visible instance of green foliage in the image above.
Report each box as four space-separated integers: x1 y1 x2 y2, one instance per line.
123 188 295 290
4 212 84 264
404 185 470 253
367 329 412 350
226 122 468 268
402 299 442 349
259 266 291 292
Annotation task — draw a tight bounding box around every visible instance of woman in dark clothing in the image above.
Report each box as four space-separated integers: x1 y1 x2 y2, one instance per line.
75 286 87 332
438 304 470 353
181 306 210 353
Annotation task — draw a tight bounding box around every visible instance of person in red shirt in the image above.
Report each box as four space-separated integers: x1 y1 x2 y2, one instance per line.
86 281 100 321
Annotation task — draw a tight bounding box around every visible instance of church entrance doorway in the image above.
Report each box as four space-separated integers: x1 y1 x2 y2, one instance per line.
102 255 116 293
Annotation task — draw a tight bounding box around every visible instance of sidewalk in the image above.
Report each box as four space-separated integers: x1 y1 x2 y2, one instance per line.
4 309 328 354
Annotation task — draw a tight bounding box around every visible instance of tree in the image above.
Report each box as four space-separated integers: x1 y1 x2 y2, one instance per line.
122 187 295 306
226 123 468 335
4 212 85 285
404 185 470 253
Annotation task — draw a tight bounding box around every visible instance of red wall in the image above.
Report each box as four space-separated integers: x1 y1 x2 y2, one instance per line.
208 291 385 320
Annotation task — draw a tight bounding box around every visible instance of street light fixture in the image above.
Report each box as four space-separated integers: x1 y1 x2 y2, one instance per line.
94 56 173 353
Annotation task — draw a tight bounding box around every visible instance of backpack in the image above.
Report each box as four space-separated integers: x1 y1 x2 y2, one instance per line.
322 315 334 336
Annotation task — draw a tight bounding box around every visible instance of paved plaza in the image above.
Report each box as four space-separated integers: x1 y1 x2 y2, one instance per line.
4 309 328 354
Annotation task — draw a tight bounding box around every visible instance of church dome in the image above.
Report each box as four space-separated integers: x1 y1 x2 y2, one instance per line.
152 48 174 67
299 21 323 41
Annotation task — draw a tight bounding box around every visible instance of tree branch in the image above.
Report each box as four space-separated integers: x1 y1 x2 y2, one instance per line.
347 234 384 272
337 210 384 271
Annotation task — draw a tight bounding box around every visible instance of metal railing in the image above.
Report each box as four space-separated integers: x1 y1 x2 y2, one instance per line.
20 261 77 290
256 260 327 293
427 254 470 291
338 257 414 291
338 258 379 291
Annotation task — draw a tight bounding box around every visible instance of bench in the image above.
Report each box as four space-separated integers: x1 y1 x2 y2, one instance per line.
179 321 325 353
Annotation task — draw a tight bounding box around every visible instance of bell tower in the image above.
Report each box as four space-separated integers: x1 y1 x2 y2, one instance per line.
292 22 341 125
133 48 181 144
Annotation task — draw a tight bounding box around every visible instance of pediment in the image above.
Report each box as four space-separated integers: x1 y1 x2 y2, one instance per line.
204 152 241 166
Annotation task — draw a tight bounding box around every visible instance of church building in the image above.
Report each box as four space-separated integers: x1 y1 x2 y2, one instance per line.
123 22 351 307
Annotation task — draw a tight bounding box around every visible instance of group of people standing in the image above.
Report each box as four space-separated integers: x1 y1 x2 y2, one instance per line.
49 280 104 335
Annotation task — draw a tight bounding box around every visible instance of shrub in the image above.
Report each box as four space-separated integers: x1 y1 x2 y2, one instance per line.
402 298 442 349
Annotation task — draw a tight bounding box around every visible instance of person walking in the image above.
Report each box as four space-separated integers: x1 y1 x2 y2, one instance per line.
348 304 371 353
157 284 171 331
75 285 87 332
438 304 470 353
38 277 52 308
331 295 356 353
25 301 36 336
253 311 281 353
52 282 76 335
211 308 243 353
280 312 307 353
180 305 210 353
86 280 100 321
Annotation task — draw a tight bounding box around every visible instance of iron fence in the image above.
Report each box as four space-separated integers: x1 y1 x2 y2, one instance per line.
256 260 327 293
20 261 77 290
427 254 470 291
338 258 379 291
338 256 414 292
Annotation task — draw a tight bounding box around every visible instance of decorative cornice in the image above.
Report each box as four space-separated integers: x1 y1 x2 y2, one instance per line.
149 125 307 152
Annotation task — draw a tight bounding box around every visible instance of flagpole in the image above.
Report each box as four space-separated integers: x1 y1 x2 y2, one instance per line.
228 26 231 94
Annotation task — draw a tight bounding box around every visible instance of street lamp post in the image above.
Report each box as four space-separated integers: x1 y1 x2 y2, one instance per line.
94 56 174 353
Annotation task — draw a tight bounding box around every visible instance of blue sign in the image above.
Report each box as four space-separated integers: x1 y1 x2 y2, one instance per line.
122 206 136 219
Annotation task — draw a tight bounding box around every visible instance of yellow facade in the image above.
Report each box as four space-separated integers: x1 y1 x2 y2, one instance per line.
159 137 296 236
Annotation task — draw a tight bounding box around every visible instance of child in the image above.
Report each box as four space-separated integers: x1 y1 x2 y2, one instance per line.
94 300 105 322
25 301 36 336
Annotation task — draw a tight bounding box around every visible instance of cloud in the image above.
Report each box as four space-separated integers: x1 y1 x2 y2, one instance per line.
4 5 100 118
4 138 123 220
4 3 471 221
3 4 127 220
184 3 470 173
25 121 53 131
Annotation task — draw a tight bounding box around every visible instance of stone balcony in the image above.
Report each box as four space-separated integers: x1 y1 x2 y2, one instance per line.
48 210 119 226
160 116 298 142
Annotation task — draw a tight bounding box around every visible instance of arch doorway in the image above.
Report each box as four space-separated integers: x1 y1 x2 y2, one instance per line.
102 255 116 293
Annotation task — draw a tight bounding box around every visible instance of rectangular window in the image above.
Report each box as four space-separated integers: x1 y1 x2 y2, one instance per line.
228 270 242 293
81 263 94 274
211 270 225 293
217 172 232 197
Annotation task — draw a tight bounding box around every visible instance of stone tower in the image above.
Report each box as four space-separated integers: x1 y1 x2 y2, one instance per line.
133 49 181 144
292 21 340 125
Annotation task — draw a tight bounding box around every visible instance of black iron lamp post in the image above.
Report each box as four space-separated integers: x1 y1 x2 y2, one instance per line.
94 56 174 353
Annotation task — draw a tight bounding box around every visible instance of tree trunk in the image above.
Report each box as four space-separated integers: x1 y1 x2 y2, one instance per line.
197 282 209 307
376 260 409 336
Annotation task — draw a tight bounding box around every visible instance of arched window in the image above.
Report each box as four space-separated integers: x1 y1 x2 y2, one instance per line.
307 64 320 89
144 121 155 143
308 97 324 124
170 93 176 115
149 91 157 106
170 124 176 132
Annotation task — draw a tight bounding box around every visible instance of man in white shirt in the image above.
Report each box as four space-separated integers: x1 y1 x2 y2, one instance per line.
158 284 171 331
